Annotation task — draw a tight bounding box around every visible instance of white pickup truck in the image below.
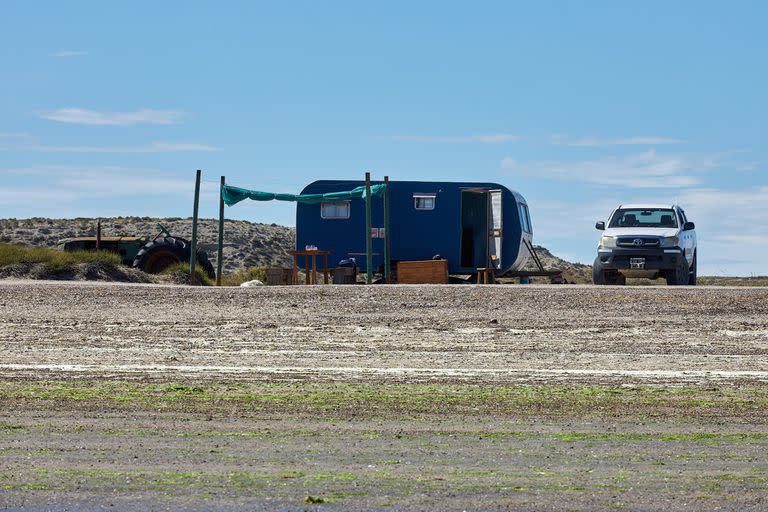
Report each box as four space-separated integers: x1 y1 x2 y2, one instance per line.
593 204 697 285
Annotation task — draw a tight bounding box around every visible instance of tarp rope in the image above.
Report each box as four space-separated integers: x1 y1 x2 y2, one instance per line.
222 183 387 207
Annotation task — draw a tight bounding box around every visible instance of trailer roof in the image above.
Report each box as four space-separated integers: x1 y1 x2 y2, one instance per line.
303 179 528 203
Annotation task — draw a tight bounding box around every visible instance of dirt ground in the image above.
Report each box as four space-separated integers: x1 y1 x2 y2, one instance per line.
1 281 767 511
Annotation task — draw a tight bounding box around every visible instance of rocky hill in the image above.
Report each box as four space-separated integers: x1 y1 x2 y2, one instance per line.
0 217 587 280
0 217 293 275
523 245 593 283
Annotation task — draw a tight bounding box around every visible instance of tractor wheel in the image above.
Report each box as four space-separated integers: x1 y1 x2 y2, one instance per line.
132 237 187 274
196 250 216 280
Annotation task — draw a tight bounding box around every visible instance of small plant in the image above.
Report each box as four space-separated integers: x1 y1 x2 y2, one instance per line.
304 495 325 504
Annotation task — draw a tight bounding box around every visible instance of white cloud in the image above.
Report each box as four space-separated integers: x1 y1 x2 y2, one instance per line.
0 166 218 205
21 142 219 153
501 157 517 169
672 187 768 276
39 108 186 126
0 132 29 138
503 149 717 188
393 134 522 143
49 50 87 58
551 135 684 147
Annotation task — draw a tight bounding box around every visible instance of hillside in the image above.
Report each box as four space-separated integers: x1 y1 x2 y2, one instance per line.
0 217 293 274
523 245 593 284
1 217 587 280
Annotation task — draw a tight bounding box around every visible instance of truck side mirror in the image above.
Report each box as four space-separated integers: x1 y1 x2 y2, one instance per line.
595 221 605 230
683 221 695 231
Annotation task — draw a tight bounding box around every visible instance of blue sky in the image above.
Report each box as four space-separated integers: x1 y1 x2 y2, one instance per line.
1 1 766 275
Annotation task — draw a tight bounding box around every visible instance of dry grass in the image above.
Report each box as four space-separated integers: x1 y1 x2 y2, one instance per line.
0 243 120 271
160 262 215 286
698 276 768 286
220 267 268 286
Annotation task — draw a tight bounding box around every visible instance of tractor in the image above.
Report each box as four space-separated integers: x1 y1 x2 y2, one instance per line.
57 223 216 279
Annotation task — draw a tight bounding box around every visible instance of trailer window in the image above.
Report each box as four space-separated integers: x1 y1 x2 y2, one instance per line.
519 204 532 233
414 194 436 210
320 201 351 219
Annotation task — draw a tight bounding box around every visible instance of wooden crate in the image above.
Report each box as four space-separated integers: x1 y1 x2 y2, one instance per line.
396 260 448 284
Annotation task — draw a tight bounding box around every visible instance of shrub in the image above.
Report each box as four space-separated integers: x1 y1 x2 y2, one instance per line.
160 262 214 286
0 243 121 272
221 266 268 286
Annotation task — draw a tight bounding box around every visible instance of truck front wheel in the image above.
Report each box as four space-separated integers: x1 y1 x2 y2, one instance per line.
592 258 625 285
665 256 689 286
688 252 697 286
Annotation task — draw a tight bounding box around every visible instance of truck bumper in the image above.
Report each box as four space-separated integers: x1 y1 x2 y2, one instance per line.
597 247 684 271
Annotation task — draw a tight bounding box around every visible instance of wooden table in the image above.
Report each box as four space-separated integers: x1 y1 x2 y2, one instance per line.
287 250 331 285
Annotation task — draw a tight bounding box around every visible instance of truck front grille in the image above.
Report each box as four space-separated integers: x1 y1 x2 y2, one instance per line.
616 237 661 248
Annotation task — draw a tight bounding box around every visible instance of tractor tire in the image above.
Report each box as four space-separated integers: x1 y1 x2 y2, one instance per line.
196 250 216 280
132 237 188 274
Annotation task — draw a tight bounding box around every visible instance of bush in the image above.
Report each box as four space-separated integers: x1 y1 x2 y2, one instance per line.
0 243 121 272
221 266 268 286
160 262 214 286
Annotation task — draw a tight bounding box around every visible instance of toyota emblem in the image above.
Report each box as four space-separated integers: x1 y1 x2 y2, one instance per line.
632 239 644 246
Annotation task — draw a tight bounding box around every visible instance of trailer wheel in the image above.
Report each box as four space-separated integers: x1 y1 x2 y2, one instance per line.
132 237 187 274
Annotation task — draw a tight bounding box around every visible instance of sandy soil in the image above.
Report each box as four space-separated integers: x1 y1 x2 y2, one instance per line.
1 281 767 510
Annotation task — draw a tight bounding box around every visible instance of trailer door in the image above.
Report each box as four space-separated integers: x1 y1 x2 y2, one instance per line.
488 190 502 269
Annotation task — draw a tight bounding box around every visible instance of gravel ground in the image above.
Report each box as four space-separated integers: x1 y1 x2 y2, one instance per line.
2 281 767 386
1 281 767 510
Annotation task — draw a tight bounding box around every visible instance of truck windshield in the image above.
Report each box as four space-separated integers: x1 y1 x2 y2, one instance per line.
609 208 678 228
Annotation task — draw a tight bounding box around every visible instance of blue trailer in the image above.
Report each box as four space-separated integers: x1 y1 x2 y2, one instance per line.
296 180 533 275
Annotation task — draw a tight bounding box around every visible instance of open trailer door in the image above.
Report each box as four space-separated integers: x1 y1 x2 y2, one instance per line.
488 189 502 269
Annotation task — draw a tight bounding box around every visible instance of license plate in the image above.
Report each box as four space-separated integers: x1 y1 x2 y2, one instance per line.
630 257 646 269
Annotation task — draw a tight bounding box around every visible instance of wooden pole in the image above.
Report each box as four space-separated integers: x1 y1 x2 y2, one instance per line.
189 169 201 285
216 176 226 286
365 171 373 284
96 219 101 251
384 176 391 283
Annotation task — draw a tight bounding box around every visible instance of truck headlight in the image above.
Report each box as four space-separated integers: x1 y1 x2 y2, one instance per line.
661 236 679 247
599 236 616 248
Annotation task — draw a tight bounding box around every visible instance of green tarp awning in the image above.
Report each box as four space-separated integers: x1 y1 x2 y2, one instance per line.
222 184 386 207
